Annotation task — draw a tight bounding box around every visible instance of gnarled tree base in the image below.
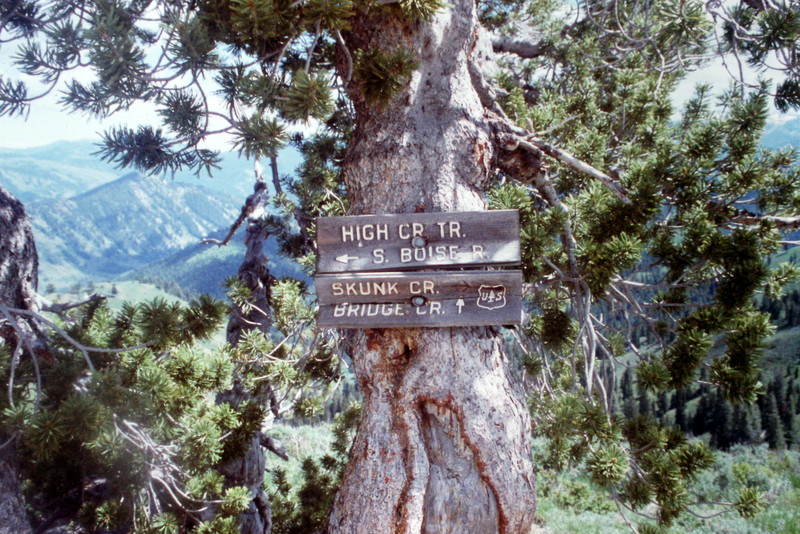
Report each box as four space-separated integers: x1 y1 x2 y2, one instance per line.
327 328 536 534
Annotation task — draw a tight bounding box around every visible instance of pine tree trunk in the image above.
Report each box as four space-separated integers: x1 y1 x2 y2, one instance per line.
208 180 276 534
326 3 537 533
0 185 38 534
0 447 32 534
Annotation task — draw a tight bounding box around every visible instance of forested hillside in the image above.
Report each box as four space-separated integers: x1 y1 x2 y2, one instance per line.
0 142 304 298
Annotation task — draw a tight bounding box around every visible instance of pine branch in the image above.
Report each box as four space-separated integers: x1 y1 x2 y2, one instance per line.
335 29 353 84
489 113 631 204
3 306 156 372
729 212 800 229
39 293 107 315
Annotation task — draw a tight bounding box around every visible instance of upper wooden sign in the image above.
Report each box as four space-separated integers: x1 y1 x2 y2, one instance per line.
316 210 521 273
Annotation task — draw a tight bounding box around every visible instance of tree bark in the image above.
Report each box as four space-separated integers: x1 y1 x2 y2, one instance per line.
0 185 40 315
326 3 537 533
0 449 32 534
0 185 38 534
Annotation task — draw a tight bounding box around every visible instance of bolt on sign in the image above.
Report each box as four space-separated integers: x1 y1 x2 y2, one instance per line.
316 210 521 274
316 271 523 328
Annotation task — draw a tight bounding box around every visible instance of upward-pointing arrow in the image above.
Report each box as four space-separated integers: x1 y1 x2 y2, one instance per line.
335 254 360 264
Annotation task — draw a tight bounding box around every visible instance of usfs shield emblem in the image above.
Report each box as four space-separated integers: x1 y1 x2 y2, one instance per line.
477 285 507 310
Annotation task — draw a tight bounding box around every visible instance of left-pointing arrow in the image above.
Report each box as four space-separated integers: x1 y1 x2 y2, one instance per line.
335 254 360 264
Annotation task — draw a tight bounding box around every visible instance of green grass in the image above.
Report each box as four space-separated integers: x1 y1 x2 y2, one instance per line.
536 498 627 533
762 326 800 371
260 427 800 534
673 445 800 534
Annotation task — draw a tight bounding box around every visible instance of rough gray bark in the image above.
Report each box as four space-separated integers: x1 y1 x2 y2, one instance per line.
326 3 537 533
0 451 32 534
0 185 37 534
0 187 39 310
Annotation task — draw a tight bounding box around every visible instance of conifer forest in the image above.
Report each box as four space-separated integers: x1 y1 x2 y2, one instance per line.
3 0 800 533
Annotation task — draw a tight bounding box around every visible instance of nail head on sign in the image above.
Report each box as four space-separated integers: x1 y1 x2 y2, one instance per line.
411 236 426 248
411 296 426 307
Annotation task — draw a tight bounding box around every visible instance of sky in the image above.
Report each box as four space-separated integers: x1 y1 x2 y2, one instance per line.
1 44 798 150
673 57 800 126
0 43 235 150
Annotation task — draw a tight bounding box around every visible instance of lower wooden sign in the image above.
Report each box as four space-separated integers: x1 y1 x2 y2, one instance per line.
316 271 523 328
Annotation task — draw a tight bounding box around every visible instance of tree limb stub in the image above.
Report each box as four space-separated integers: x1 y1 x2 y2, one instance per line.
489 114 630 204
491 36 545 59
40 293 107 315
259 433 289 461
519 137 631 204
729 212 800 229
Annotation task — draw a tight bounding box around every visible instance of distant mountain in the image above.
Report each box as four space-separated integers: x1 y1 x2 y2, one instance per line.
0 139 308 294
0 139 303 203
29 172 240 285
130 227 308 299
0 141 118 202
170 149 304 200
762 116 800 149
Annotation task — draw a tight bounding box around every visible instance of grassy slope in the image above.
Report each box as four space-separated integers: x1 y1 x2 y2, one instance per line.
45 280 187 311
262 425 800 534
535 443 800 534
264 423 334 490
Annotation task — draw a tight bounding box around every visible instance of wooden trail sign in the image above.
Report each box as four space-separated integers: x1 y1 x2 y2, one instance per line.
317 270 523 328
316 210 520 273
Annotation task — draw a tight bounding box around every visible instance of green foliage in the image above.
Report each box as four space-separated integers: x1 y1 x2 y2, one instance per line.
271 278 315 334
0 296 247 532
537 443 800 533
220 486 254 516
587 443 629 487
232 115 287 160
515 36 799 521
282 70 334 123
637 360 670 394
354 47 418 106
195 516 239 534
397 0 448 21
723 3 800 111
269 403 361 533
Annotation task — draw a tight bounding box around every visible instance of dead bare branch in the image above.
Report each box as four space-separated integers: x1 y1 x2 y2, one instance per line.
492 36 545 59
40 293 107 315
520 137 632 205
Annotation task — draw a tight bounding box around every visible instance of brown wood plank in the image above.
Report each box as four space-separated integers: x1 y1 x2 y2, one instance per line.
316 210 520 273
316 270 523 328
